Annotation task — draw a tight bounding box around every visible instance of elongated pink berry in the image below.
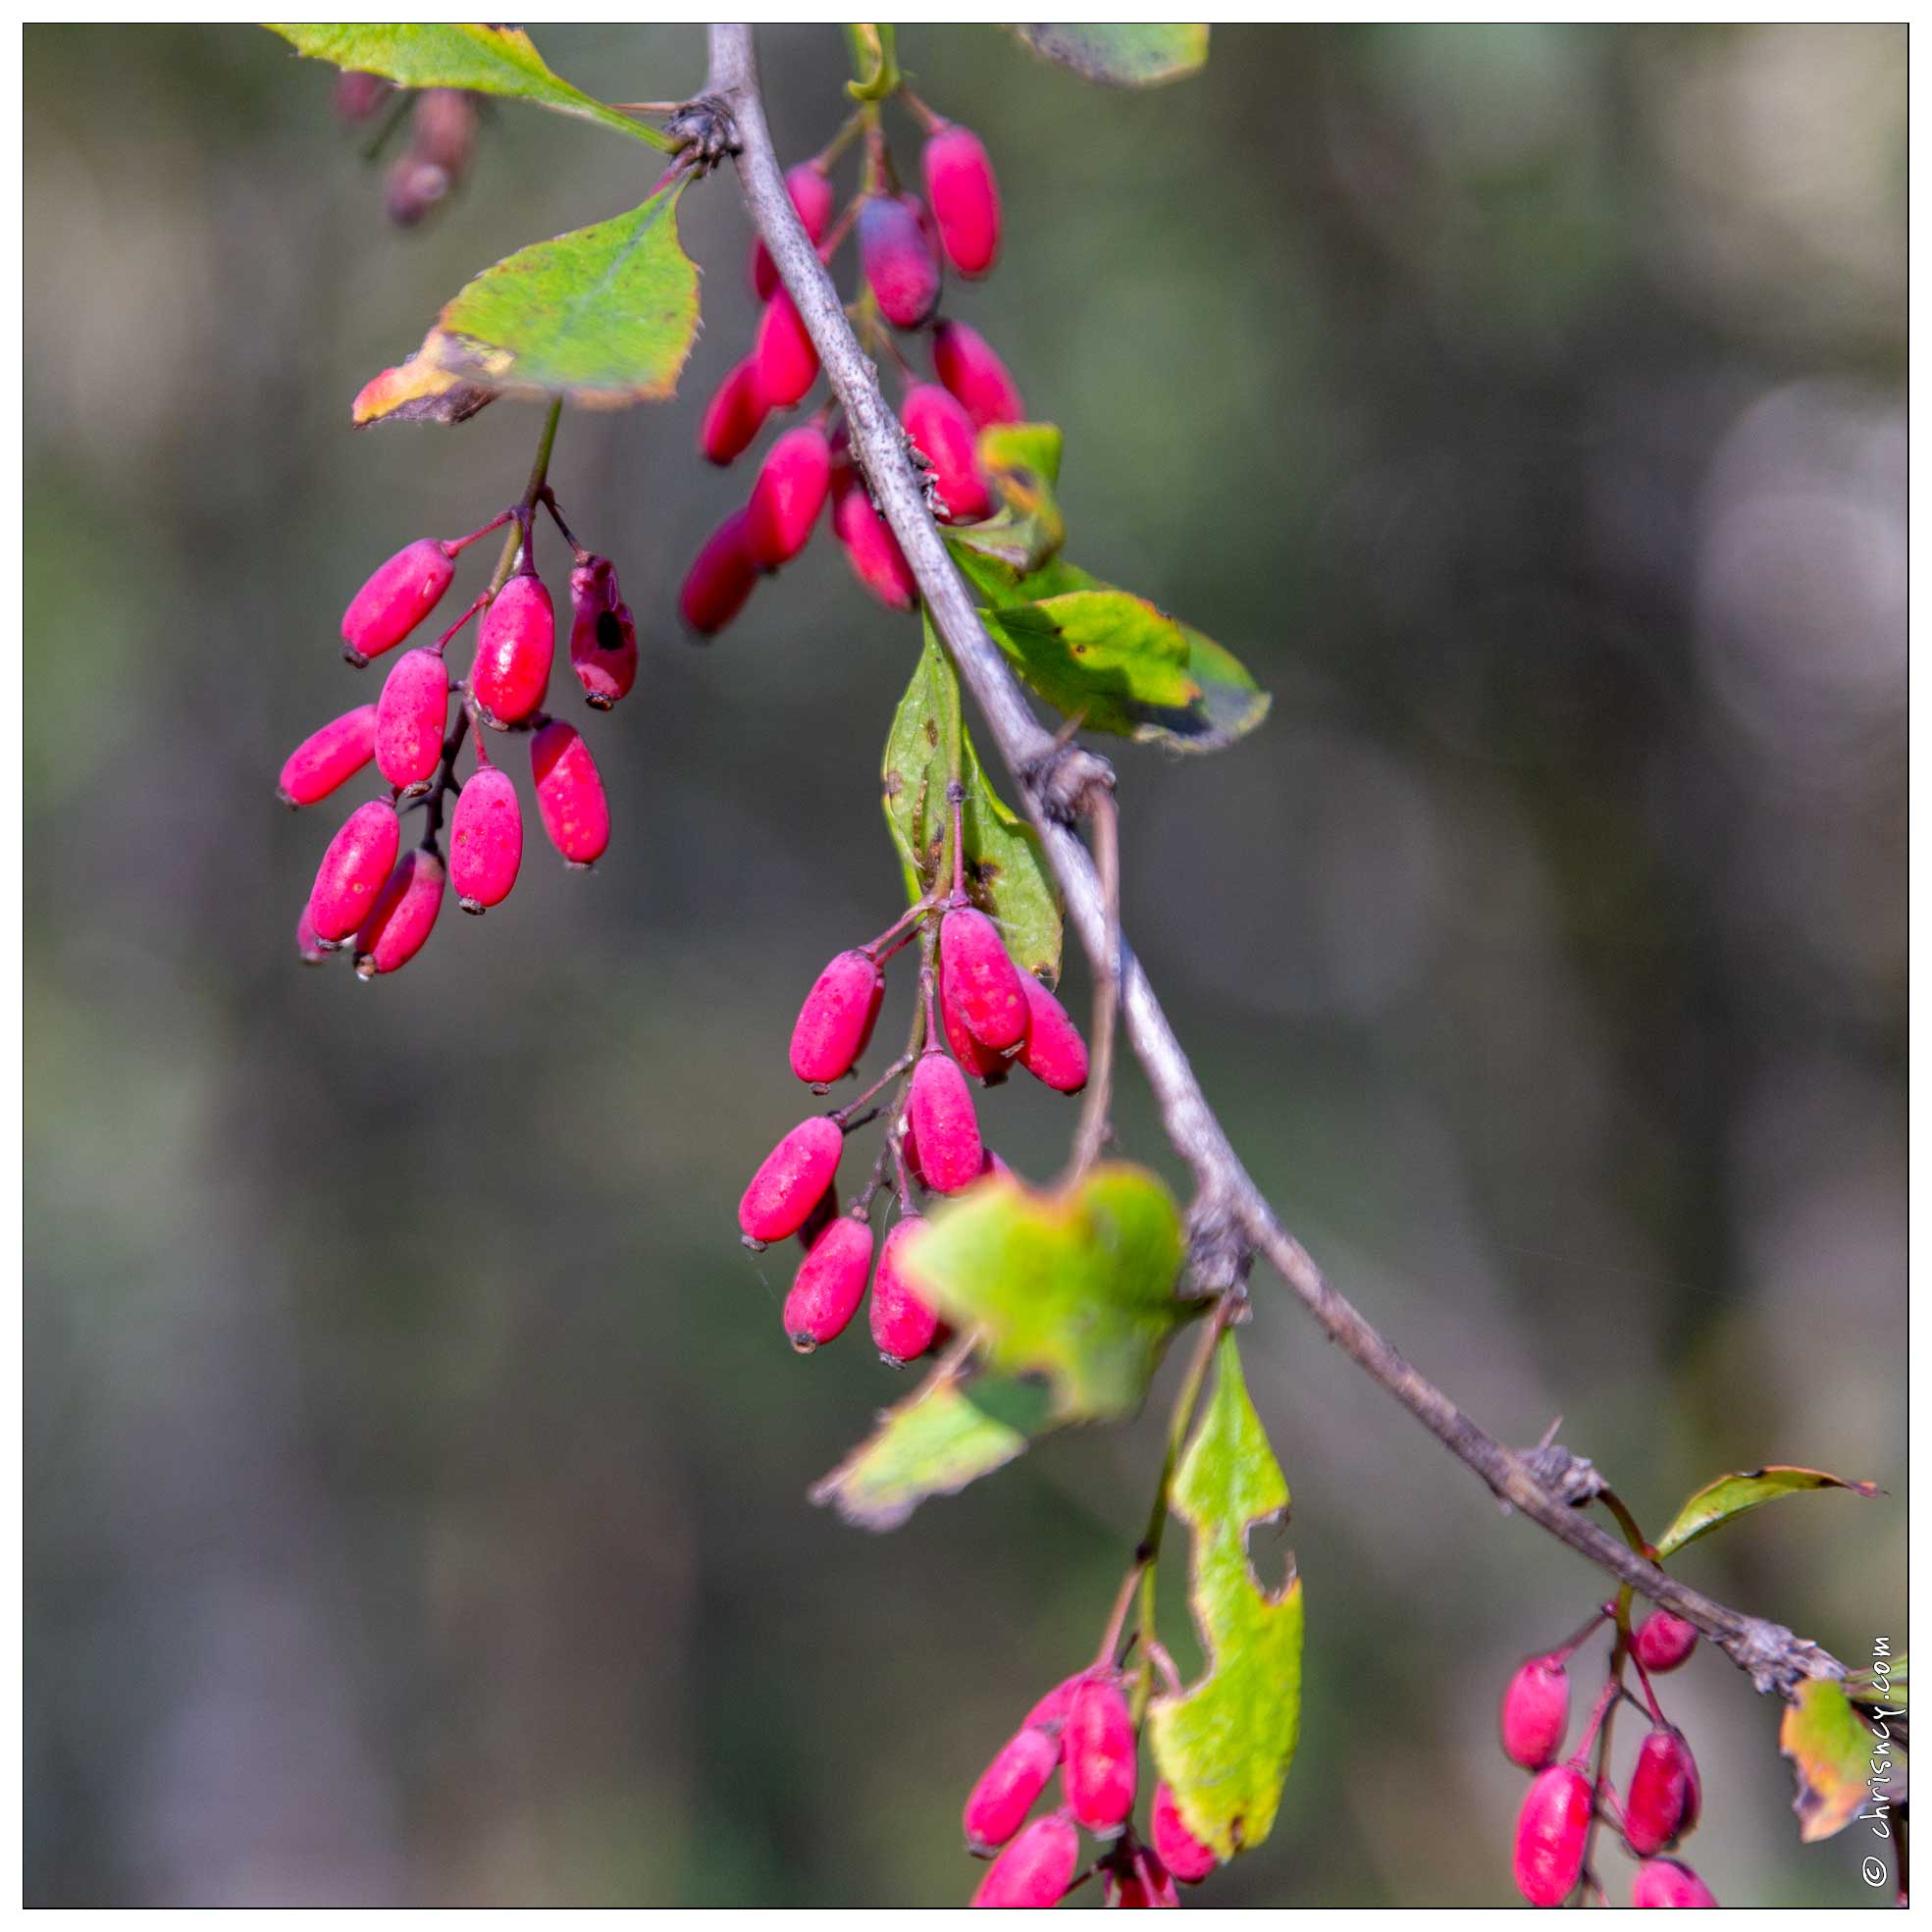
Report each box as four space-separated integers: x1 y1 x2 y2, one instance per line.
1063 1673 1136 1838
1499 1655 1570 1770
740 1115 843 1243
784 1213 873 1351
567 554 639 710
353 846 444 978
1151 1783 1217 1884
1015 973 1087 1093
279 704 378 807
374 647 449 792
1624 1727 1696 1855
964 1724 1059 1855
1105 1851 1179 1908
296 902 328 963
904 383 992 523
1632 1858 1716 1907
870 1216 940 1365
1633 1611 1698 1675
1512 1763 1592 1906
529 719 608 868
942 992 1010 1085
340 538 454 666
831 467 917 610
940 906 1027 1049
308 798 400 942
471 573 553 725
752 160 835 299
922 122 1001 278
860 192 942 330
1024 1673 1085 1736
448 756 521 912
754 287 819 408
702 358 769 467
790 948 885 1085
906 1050 982 1194
747 424 834 568
680 510 761 637
970 1811 1078 1908
932 320 1024 430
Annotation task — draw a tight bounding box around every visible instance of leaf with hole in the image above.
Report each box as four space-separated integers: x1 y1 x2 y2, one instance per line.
1654 1466 1881 1560
881 615 1061 980
1148 1332 1303 1861
265 24 673 147
900 1164 1193 1423
1008 25 1210 87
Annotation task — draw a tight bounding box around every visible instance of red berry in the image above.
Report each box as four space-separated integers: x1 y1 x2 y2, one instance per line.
700 356 771 466
567 554 638 710
903 383 992 523
279 703 378 807
932 320 1025 430
1499 1655 1571 1771
1512 1763 1592 1907
740 1115 843 1243
830 467 917 611
529 719 608 868
680 510 761 637
858 193 942 330
1105 1852 1179 1908
1623 1727 1696 1855
784 1213 873 1351
1016 973 1088 1093
295 902 328 964
308 798 401 942
943 991 1011 1085
1632 1858 1716 1907
906 1050 982 1194
1024 1674 1085 1735
448 756 521 913
754 287 819 408
1151 1783 1218 1884
790 948 886 1085
1063 1672 1137 1838
340 538 454 666
374 647 449 792
752 160 835 299
870 1216 940 1366
940 907 1028 1049
964 1724 1060 1854
970 1811 1078 1908
353 846 444 978
747 424 834 567
795 1182 839 1255
471 573 553 726
922 122 1001 278
1633 1611 1698 1675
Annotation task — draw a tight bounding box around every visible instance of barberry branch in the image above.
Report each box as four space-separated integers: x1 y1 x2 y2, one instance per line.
702 23 1845 1701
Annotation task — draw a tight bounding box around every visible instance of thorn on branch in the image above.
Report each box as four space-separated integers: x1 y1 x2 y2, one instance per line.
1186 1191 1252 1301
665 93 741 171
1021 743 1116 827
1515 1441 1606 1508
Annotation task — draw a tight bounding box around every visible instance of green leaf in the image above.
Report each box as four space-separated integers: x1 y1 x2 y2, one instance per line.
351 348 496 429
1847 1653 1906 1714
1655 1466 1882 1560
1148 1332 1303 1860
265 24 673 147
1008 24 1210 87
945 422 1067 577
881 616 1062 980
420 184 700 406
1780 1678 1897 1843
809 1364 1053 1532
900 1164 1193 1423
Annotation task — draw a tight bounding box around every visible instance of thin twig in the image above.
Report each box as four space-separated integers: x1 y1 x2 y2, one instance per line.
1067 785 1119 1178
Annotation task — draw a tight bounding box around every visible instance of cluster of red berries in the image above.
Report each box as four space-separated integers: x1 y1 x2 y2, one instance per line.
680 98 1027 636
736 827 1087 1359
331 72 481 228
283 491 626 978
962 1666 1218 1907
1501 1604 1716 1907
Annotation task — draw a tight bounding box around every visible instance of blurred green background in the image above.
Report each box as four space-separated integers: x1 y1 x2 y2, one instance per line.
25 23 1906 1907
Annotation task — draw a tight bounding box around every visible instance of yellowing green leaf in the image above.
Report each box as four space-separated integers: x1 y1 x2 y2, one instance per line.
1655 1466 1881 1559
1780 1678 1894 1843
809 1366 1053 1532
881 616 1062 979
266 24 673 147
946 422 1067 576
351 339 496 428
1008 25 1210 87
1148 1332 1303 1860
901 1164 1192 1423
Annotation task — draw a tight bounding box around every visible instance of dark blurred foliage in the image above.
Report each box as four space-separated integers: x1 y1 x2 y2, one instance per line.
25 23 1904 1906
